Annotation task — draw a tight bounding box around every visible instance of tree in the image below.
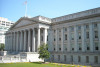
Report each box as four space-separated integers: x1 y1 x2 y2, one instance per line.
38 43 50 63
0 43 5 51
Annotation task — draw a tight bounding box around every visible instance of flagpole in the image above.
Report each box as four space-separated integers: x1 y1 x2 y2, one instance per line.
25 1 27 17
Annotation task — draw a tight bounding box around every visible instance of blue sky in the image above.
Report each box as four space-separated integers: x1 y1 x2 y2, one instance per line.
0 0 100 22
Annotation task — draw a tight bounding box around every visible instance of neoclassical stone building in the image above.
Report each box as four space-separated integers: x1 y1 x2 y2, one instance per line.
5 7 100 65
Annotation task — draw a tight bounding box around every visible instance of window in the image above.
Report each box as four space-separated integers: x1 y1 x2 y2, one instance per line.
54 38 55 41
78 56 81 62
86 56 89 63
86 43 90 51
54 30 55 33
86 32 89 39
78 33 81 39
65 28 67 31
95 42 99 50
71 55 73 62
71 26 74 31
86 25 89 29
78 26 81 30
52 55 54 61
59 48 61 51
64 55 66 61
71 43 74 51
41 36 43 41
58 55 60 61
65 34 67 40
71 33 74 40
94 31 98 38
94 56 98 63
94 23 98 28
59 38 61 41
78 43 82 51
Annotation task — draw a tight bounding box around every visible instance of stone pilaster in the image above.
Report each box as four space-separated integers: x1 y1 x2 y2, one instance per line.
81 25 85 52
89 23 94 52
74 25 78 52
61 28 64 52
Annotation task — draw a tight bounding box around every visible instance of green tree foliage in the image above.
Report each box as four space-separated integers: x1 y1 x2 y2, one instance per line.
0 43 5 51
38 43 50 62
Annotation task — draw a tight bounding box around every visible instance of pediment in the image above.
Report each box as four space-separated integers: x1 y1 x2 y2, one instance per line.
14 19 35 28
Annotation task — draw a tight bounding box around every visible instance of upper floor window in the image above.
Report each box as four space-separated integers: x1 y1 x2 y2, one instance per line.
71 26 74 31
94 23 98 28
78 43 82 51
71 33 74 40
78 26 81 30
86 32 89 39
64 28 67 31
95 42 99 51
86 25 89 29
78 33 81 39
94 31 98 38
86 43 90 51
65 34 67 40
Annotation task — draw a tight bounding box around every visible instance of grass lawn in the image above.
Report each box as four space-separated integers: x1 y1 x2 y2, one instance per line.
0 62 91 67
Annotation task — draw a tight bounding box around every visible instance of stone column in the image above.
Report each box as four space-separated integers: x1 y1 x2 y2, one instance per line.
11 32 13 51
98 23 100 51
43 28 47 44
24 30 26 52
89 23 94 52
32 28 35 52
81 25 85 52
28 29 31 52
55 29 58 52
20 31 23 52
61 28 64 52
37 28 40 49
67 27 71 52
13 32 16 51
74 25 78 52
16 32 19 52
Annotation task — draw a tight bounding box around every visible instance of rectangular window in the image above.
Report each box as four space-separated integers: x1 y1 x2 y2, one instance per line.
65 28 67 31
95 42 99 51
71 55 73 62
94 23 98 28
78 56 81 62
65 34 67 40
94 31 98 38
71 26 74 31
78 26 81 30
71 33 74 40
86 32 89 39
64 55 66 61
58 55 60 61
94 56 98 63
86 56 89 63
86 43 90 51
52 55 54 61
78 33 81 39
78 43 82 51
86 25 89 29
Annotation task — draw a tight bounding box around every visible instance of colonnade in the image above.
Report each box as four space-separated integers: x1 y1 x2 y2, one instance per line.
5 27 48 52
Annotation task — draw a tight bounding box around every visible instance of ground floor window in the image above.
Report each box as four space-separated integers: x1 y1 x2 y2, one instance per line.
78 56 81 62
64 55 66 61
58 55 60 61
94 56 98 63
86 56 89 63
